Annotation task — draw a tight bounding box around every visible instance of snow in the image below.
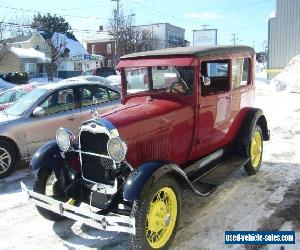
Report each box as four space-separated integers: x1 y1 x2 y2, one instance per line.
11 47 50 63
271 54 300 93
1 71 300 249
269 10 276 19
28 77 63 84
52 32 89 57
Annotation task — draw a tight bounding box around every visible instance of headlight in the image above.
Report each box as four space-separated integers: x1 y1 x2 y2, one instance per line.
56 128 75 152
107 137 127 163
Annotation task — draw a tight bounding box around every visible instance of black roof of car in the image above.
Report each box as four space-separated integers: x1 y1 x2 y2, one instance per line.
121 45 255 59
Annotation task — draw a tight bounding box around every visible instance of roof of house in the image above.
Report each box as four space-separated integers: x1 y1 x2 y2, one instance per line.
121 45 255 59
38 30 78 41
4 34 32 44
10 47 50 62
84 31 114 42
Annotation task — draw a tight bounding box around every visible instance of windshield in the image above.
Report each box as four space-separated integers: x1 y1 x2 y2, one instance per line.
125 66 194 95
5 88 48 116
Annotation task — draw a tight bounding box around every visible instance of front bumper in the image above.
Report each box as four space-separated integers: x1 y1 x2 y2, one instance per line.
20 182 135 235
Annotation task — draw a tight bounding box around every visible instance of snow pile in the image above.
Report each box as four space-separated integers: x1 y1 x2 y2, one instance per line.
29 77 63 84
106 75 121 87
11 47 50 63
271 54 300 93
52 33 89 57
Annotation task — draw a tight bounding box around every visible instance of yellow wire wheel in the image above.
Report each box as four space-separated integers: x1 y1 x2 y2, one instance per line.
244 125 263 175
250 130 263 168
145 187 178 249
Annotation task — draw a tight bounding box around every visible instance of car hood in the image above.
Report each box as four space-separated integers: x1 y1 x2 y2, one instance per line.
101 95 193 140
98 95 194 167
0 112 20 124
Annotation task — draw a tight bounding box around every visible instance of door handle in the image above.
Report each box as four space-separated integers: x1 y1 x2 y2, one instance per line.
67 115 79 121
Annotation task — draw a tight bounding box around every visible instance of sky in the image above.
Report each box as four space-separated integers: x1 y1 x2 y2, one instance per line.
0 0 275 52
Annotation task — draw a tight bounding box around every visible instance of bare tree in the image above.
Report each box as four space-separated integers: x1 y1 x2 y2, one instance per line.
46 33 69 81
108 13 157 58
0 20 10 66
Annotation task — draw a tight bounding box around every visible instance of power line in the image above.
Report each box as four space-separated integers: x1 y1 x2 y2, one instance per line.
0 5 107 20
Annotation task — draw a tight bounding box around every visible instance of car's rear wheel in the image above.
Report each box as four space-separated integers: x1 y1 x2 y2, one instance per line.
132 177 181 249
244 125 263 175
33 167 77 221
0 140 18 179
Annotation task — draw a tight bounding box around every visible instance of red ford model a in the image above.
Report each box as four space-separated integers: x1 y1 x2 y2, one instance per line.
22 46 270 249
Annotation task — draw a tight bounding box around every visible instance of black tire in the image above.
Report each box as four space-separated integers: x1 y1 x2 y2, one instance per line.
0 140 18 179
33 167 68 221
244 125 263 175
132 177 181 250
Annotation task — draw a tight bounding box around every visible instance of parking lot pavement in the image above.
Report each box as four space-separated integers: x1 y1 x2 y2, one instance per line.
1 88 300 249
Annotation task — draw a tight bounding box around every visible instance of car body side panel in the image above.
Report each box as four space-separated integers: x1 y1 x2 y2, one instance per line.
23 108 82 157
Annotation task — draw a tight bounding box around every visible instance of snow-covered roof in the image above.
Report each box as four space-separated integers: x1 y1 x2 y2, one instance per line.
10 47 50 63
52 32 89 57
83 31 114 43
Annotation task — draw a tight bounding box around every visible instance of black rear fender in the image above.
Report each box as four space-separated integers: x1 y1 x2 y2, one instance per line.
237 108 270 147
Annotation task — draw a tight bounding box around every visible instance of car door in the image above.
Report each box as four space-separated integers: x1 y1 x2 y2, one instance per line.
196 60 232 157
23 86 82 156
79 84 121 123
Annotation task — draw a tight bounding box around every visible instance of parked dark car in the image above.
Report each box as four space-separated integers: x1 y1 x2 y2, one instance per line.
82 67 117 78
23 46 269 249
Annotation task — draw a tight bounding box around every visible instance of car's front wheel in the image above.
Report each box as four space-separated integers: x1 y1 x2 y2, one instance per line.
33 167 77 221
132 177 181 249
0 140 18 179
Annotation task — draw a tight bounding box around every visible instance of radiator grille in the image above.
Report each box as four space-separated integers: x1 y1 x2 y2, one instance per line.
80 130 114 184
80 131 109 155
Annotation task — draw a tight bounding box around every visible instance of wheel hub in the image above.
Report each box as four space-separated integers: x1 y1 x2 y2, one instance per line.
0 147 11 174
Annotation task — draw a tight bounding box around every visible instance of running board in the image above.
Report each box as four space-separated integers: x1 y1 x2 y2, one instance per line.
189 156 249 196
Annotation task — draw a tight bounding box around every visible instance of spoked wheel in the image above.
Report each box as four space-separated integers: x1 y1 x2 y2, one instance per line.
133 177 181 249
33 167 76 221
0 140 17 179
244 125 263 175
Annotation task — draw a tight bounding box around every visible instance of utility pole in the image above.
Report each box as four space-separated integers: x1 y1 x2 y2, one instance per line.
201 24 210 30
111 0 120 63
231 33 240 45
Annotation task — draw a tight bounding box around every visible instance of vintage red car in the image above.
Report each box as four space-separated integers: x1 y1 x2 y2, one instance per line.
22 46 269 249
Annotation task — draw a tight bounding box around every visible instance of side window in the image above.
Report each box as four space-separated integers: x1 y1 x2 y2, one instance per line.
232 58 250 89
108 89 120 101
80 85 110 107
0 90 14 104
13 89 28 102
200 60 229 96
40 88 76 115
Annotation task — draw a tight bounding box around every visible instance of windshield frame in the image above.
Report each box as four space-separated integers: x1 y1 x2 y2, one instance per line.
118 56 198 102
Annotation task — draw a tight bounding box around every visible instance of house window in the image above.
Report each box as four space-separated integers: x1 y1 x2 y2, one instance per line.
107 60 112 67
107 44 112 54
74 62 82 71
35 44 41 51
24 63 36 76
92 45 95 54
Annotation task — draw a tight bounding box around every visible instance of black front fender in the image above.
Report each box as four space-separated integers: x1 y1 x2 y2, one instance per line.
123 161 192 201
30 140 63 178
